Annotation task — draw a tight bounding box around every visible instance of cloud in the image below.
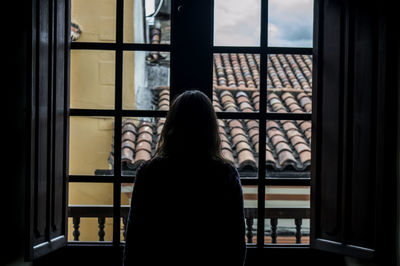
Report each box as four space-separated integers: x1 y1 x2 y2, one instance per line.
214 0 313 47
214 0 261 46
268 0 313 47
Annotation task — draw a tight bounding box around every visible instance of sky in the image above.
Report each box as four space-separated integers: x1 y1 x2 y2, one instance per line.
214 0 314 47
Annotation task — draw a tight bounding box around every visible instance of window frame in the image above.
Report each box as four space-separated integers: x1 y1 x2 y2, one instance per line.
68 0 315 249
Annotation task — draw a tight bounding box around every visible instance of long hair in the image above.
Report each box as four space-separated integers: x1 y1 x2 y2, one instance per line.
155 90 225 161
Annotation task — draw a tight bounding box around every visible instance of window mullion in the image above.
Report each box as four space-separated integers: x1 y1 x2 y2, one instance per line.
257 0 268 248
113 0 124 247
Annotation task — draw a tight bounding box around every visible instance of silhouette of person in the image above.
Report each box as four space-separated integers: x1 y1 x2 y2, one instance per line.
123 90 246 266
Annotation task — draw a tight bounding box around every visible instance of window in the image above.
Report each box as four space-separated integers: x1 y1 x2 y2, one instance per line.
67 0 313 247
27 0 397 263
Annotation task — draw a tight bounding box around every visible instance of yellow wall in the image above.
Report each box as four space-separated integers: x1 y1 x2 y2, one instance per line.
69 0 135 242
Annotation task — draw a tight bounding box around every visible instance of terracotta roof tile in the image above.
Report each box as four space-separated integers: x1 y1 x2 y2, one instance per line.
112 53 314 174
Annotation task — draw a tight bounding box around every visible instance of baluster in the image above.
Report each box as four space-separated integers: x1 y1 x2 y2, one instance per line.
295 218 302 244
122 216 127 241
245 217 254 243
73 216 80 241
98 217 106 241
270 218 278 244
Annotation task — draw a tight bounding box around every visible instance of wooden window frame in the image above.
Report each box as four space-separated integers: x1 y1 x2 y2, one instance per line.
67 0 314 250
27 0 399 264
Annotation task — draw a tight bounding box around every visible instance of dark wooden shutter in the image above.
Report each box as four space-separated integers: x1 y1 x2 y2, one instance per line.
311 0 398 261
26 0 69 260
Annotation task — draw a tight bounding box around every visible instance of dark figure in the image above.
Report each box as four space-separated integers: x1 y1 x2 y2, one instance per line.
123 90 246 266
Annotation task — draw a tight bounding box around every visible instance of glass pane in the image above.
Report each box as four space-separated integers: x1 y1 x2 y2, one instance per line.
218 119 259 179
124 0 171 44
71 0 116 43
123 51 170 110
69 117 114 176
119 117 163 175
267 54 312 113
70 50 115 109
214 0 260 46
213 53 260 112
264 186 310 244
68 183 114 242
243 185 258 244
268 0 313 47
266 120 311 176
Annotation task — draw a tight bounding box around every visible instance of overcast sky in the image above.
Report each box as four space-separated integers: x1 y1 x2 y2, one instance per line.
214 0 313 47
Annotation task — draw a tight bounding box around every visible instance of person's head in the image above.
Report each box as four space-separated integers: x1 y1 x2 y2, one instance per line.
155 90 224 161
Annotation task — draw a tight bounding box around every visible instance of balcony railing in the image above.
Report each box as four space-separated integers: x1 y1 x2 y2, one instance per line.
68 205 310 244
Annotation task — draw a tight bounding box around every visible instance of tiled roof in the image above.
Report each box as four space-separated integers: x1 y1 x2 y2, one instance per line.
109 53 313 175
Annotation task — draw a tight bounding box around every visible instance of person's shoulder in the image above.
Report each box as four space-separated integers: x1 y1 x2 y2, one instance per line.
136 156 167 173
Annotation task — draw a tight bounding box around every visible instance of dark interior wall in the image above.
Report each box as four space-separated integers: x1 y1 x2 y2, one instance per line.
4 0 32 265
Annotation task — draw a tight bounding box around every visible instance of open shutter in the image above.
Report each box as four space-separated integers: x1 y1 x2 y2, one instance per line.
312 0 375 259
26 0 69 260
311 0 397 260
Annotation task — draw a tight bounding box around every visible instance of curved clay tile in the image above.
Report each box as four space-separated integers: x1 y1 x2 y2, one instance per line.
304 130 312 140
240 101 253 112
298 150 311 164
122 122 136 134
221 94 235 105
283 97 298 108
294 143 311 154
134 150 152 165
266 120 280 129
299 121 312 132
275 142 292 154
230 127 246 137
232 134 248 146
286 129 303 139
237 149 257 170
281 92 295 101
122 139 136 164
302 55 313 71
221 140 232 151
158 98 169 107
266 149 276 164
122 148 134 164
122 131 136 143
270 134 287 146
218 126 227 136
159 89 169 96
245 120 258 129
237 95 249 105
137 132 153 143
290 135 307 146
248 128 259 141
159 105 169 111
267 128 285 140
254 142 259 153
221 148 235 164
220 133 229 143
122 140 136 150
159 91 169 100
224 102 238 112
278 150 297 168
250 134 259 147
229 119 243 129
135 141 152 153
236 141 252 153
214 105 222 112
138 123 153 134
